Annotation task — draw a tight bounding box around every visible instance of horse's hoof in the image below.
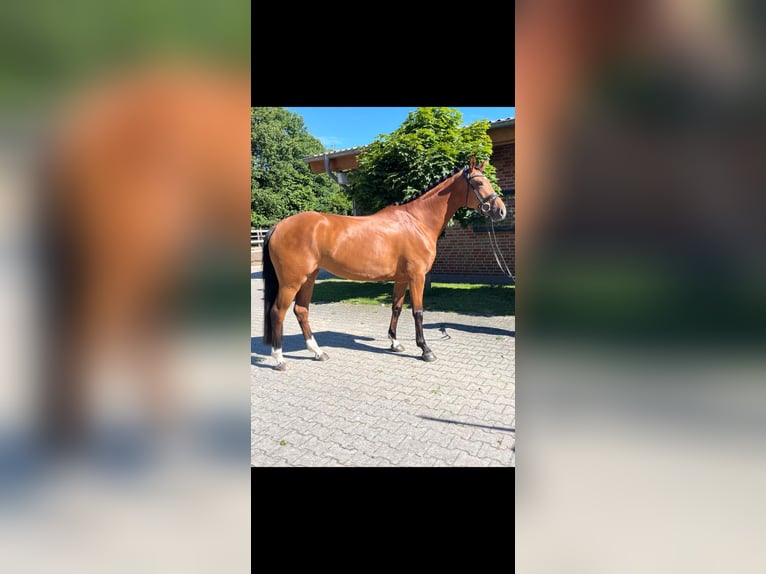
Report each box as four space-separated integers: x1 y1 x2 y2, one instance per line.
315 352 330 362
274 362 288 372
422 352 437 362
390 343 405 352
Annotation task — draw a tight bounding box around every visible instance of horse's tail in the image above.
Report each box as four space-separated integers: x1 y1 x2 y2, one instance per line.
262 227 278 346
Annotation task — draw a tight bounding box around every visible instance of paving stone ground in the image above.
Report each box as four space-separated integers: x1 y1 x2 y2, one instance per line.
251 265 515 467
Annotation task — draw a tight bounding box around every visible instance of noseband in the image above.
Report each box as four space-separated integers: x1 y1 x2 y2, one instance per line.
463 166 500 216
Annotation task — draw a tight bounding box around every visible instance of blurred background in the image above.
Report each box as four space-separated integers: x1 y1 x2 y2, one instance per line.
9 0 766 568
0 1 249 571
517 0 766 571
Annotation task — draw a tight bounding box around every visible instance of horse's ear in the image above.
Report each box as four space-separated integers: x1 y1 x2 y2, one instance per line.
479 160 486 170
469 156 476 169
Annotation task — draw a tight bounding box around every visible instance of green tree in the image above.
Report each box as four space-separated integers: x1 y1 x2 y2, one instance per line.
0 1 250 110
347 107 500 227
251 107 352 226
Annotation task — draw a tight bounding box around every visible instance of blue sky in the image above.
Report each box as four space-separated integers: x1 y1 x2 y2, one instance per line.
285 107 515 151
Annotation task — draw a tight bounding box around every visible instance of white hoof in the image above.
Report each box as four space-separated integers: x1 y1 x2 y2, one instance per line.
271 347 288 371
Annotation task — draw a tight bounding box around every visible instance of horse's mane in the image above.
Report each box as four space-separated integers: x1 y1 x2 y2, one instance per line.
393 166 464 206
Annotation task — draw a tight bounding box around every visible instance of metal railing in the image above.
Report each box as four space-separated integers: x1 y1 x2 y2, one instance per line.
251 227 269 247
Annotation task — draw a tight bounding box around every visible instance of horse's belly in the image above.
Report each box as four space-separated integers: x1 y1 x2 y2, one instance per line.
319 257 399 282
314 217 422 282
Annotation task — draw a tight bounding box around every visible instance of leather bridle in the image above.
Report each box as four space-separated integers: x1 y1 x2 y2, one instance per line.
463 166 500 216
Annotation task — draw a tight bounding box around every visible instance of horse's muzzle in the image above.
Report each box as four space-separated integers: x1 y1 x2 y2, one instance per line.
479 195 507 222
487 200 506 222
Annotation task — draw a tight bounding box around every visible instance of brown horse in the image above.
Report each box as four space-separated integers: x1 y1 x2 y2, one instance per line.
41 66 250 447
261 157 507 371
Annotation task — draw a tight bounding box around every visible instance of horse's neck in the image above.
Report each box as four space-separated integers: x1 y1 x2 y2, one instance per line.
402 175 465 240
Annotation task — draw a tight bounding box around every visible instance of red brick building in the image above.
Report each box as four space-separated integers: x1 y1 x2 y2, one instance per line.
305 117 515 281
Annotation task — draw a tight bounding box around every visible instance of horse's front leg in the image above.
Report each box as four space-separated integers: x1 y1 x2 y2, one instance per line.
387 281 408 352
408 274 436 362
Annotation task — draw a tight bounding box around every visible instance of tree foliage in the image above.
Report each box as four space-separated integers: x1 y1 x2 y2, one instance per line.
251 107 352 226
346 107 499 227
0 1 249 109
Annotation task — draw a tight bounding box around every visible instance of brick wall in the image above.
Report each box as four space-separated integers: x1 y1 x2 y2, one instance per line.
430 141 515 278
493 142 515 189
431 223 515 277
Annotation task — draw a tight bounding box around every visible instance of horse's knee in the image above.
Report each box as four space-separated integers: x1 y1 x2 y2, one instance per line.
293 304 308 322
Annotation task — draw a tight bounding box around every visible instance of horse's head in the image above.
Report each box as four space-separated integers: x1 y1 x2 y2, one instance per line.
463 156 507 222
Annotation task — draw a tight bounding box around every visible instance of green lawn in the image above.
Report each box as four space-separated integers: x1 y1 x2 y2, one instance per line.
311 279 515 316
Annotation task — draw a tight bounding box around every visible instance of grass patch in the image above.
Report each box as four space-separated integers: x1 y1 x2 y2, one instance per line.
312 279 514 316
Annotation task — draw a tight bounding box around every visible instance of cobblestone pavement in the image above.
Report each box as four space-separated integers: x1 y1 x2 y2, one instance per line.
251 266 515 467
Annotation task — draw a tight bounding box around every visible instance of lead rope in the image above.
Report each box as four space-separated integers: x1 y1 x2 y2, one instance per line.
487 217 515 283
465 167 515 283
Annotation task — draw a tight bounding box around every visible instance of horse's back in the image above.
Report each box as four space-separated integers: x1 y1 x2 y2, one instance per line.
270 211 360 247
269 210 426 282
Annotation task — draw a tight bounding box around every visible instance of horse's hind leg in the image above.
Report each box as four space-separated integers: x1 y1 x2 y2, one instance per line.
270 284 300 371
294 270 329 361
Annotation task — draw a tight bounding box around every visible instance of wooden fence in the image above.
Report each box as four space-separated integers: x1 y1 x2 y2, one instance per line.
251 227 269 247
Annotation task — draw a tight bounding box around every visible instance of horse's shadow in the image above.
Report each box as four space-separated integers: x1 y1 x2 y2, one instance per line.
423 322 515 338
251 331 417 367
